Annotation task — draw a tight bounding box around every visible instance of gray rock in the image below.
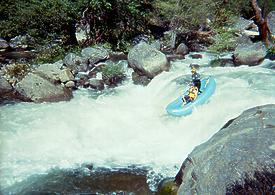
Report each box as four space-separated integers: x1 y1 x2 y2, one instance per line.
233 17 255 31
0 77 13 94
63 53 87 71
131 71 151 86
65 81 75 88
88 78 104 90
16 73 72 102
34 63 74 83
59 69 74 83
128 42 169 78
75 23 90 44
0 38 9 49
34 63 62 82
236 34 253 45
176 104 275 195
176 43 189 56
9 35 34 49
81 47 109 64
233 42 267 66
150 40 161 50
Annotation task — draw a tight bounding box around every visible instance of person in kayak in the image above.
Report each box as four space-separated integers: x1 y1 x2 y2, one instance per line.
190 65 202 93
182 85 199 105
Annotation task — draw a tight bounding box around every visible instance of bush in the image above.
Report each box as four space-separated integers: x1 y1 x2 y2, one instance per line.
0 0 84 43
153 0 252 30
208 28 238 53
0 0 153 51
5 63 30 79
101 64 125 79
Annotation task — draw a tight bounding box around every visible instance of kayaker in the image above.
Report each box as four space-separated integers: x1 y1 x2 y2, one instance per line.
182 85 199 105
190 65 202 93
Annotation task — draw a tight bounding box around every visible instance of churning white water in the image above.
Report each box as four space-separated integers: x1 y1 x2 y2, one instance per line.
1 53 275 190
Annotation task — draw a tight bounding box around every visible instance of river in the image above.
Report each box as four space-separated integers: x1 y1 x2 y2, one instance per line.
1 53 275 193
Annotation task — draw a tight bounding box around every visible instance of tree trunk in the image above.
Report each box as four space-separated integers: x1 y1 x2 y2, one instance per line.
251 0 270 45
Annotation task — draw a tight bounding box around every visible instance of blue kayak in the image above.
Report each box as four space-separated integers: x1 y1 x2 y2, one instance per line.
166 77 216 117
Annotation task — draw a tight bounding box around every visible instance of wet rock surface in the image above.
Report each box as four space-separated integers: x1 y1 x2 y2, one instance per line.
2 166 154 195
233 42 267 66
176 104 275 195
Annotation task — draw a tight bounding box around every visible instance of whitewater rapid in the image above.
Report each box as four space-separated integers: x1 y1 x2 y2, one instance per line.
1 53 275 190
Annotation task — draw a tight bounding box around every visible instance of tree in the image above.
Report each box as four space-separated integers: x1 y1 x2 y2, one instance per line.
251 0 272 45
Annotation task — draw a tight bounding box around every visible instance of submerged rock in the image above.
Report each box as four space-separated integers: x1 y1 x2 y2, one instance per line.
176 104 275 194
3 166 153 195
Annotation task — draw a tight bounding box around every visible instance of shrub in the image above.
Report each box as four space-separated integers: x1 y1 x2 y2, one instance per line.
5 63 30 79
208 28 238 53
101 64 125 79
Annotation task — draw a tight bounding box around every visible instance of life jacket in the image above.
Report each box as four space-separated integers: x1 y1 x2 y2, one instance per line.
188 86 198 100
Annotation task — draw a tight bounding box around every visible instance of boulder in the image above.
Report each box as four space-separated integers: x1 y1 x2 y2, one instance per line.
63 53 87 71
88 78 104 90
81 47 109 64
75 23 90 44
15 73 72 102
0 77 13 94
233 42 267 66
59 69 74 83
176 104 275 194
34 63 62 82
34 62 74 83
0 38 9 50
65 81 76 88
131 72 151 86
128 42 169 78
176 43 189 56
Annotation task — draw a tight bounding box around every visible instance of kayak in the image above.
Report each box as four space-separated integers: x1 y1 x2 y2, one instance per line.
166 77 216 117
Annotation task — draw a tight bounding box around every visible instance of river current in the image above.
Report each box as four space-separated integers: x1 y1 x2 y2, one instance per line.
1 53 275 192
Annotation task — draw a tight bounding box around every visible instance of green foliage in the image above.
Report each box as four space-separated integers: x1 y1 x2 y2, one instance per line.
101 64 125 79
32 44 82 64
0 0 87 43
83 0 153 49
153 0 253 30
267 45 275 54
0 0 153 51
208 28 237 53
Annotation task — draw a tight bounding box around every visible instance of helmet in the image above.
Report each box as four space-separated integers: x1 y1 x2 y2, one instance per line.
191 67 197 73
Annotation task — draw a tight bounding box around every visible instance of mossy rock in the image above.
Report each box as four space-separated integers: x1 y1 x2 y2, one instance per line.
157 178 179 195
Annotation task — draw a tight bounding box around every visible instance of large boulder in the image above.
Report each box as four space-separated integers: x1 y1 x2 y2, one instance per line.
128 42 169 78
81 47 109 65
0 77 13 94
63 53 88 72
15 73 72 102
176 104 275 194
34 62 74 84
233 42 267 66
